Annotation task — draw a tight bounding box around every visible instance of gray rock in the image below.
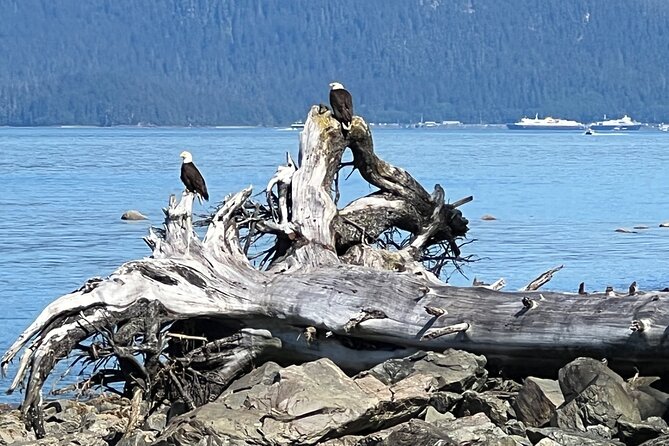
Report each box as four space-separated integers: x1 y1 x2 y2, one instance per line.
431 412 518 445
586 424 614 439
88 411 129 442
627 377 669 419
363 349 487 393
485 377 523 393
527 426 625 446
86 394 131 413
121 210 148 220
457 390 509 426
555 357 641 431
504 419 526 437
0 408 35 445
559 357 624 401
424 406 455 424
428 391 462 413
514 377 564 427
616 227 638 233
319 435 371 446
535 439 562 446
142 401 170 432
143 412 167 432
156 358 399 445
509 436 533 446
117 430 158 446
379 419 455 446
617 416 669 446
639 434 669 445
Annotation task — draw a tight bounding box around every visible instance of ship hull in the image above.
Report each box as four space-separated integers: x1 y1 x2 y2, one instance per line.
589 124 641 131
507 124 584 130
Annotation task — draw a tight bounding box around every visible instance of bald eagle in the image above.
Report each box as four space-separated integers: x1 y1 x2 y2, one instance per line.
329 82 353 135
180 151 209 201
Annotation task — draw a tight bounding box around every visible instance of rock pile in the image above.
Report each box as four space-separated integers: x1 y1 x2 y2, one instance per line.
2 350 668 445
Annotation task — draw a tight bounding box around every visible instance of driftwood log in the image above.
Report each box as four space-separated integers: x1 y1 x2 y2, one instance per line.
3 105 669 436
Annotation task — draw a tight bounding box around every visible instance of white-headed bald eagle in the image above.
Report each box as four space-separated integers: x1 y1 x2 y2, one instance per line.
179 151 209 201
329 82 354 135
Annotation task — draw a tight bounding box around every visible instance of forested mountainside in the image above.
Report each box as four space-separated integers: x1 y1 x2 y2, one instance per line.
1 0 668 126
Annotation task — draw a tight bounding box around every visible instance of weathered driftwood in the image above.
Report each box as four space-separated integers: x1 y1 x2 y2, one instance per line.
3 105 669 436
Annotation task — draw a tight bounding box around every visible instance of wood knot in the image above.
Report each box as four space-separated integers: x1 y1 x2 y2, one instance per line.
630 319 649 333
304 326 317 344
424 306 447 317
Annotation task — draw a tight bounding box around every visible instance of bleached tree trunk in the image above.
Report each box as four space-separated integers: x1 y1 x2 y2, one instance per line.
3 105 667 436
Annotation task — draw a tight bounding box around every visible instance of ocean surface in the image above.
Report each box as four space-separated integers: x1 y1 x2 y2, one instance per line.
2 126 669 402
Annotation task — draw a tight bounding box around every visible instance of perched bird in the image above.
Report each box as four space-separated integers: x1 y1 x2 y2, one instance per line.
179 151 209 202
472 277 486 287
605 286 616 297
329 82 354 135
628 281 638 296
578 282 588 295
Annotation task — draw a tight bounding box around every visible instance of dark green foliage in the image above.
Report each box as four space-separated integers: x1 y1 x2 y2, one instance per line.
1 0 668 126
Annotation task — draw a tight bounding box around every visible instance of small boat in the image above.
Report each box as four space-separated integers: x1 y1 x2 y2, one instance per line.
659 123 669 132
506 114 585 130
290 121 305 130
584 128 595 135
589 115 641 131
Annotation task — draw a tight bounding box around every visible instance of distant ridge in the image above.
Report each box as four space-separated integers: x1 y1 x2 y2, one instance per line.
1 0 668 126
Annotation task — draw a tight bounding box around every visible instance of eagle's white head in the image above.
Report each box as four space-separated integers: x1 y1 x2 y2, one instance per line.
180 150 193 163
329 82 345 91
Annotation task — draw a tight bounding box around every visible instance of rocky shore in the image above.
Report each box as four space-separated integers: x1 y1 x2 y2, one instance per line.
2 349 668 445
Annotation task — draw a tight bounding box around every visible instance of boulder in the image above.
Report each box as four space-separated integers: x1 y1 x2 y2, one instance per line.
526 426 625 446
638 435 669 445
514 377 564 427
363 349 487 393
121 210 148 220
156 358 429 445
617 417 669 446
431 412 519 446
485 377 523 393
586 424 614 440
627 376 669 419
615 228 638 233
456 390 510 426
424 406 456 424
0 408 35 445
504 419 526 437
379 419 455 446
427 391 462 413
116 431 158 446
554 357 641 431
319 436 370 446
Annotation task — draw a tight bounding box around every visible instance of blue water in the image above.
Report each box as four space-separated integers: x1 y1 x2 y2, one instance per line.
2 126 669 402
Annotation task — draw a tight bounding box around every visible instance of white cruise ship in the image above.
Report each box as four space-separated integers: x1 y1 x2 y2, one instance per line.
507 115 585 130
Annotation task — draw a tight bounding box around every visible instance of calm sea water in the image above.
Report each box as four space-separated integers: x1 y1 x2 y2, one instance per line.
2 126 669 402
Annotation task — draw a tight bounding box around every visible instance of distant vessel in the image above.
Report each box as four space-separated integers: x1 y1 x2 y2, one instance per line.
507 115 585 130
589 115 641 131
290 120 305 130
659 123 669 132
